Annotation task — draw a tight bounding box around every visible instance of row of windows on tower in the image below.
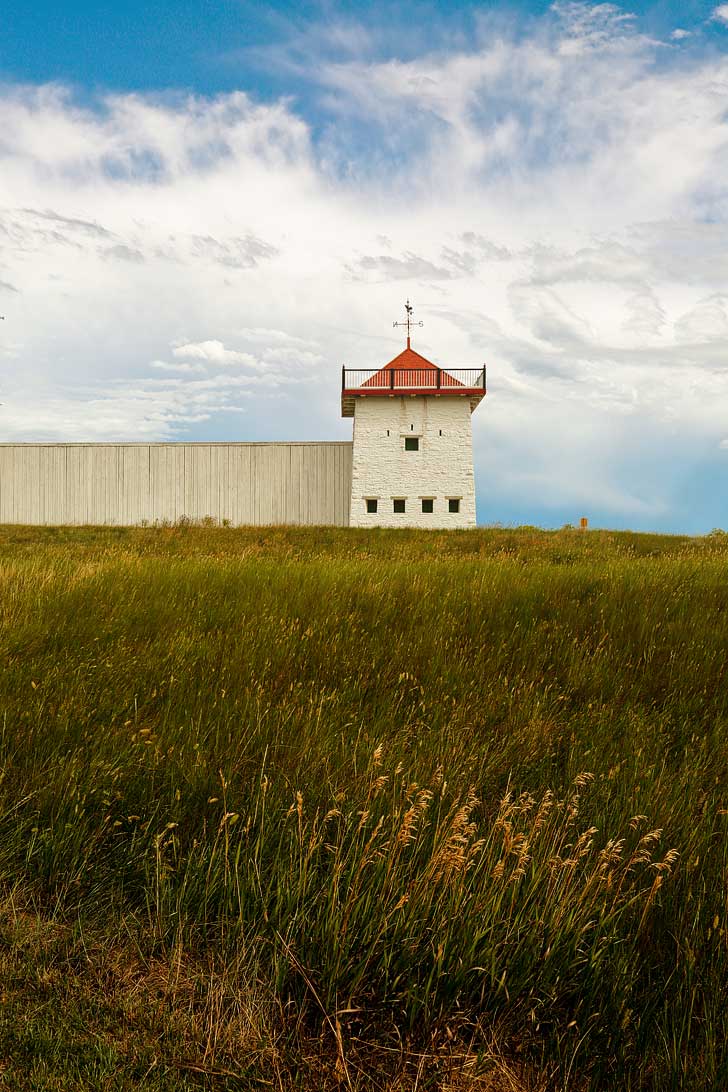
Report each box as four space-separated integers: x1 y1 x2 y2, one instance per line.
365 498 460 514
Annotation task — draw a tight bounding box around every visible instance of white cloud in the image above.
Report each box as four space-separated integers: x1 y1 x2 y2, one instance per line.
525 242 650 286
1 5 728 529
0 380 251 443
552 2 643 57
712 6 728 27
349 252 454 282
671 29 692 41
674 295 728 343
172 340 261 368
150 360 206 374
260 347 325 366
236 327 316 348
622 288 666 339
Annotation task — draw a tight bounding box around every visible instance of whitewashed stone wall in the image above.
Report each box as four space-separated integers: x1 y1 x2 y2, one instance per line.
349 396 476 528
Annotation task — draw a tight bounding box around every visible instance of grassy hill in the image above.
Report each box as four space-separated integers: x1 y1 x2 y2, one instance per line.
1 524 726 1090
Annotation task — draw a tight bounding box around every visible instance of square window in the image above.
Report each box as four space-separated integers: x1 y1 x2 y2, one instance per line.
393 498 406 514
448 498 460 513
421 498 434 514
366 498 378 514
404 436 419 451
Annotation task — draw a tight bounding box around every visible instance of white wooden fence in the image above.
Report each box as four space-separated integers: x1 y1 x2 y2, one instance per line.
0 442 353 527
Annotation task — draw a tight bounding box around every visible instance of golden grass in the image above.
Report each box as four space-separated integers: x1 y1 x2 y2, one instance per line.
0 523 726 1089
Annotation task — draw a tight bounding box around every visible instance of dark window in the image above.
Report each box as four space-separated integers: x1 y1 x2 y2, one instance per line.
366 498 378 514
404 437 419 451
386 430 390 436
439 429 442 436
422 498 434 513
393 498 406 514
448 498 460 513
410 424 414 431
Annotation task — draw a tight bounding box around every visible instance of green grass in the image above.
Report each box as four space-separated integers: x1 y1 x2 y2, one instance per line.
0 523 727 1090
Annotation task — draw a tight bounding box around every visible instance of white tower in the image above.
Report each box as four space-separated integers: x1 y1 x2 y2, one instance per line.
342 303 486 528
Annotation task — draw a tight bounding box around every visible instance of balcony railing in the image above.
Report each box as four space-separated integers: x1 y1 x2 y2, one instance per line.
342 366 486 391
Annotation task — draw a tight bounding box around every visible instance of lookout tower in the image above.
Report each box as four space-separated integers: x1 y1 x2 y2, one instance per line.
341 302 486 528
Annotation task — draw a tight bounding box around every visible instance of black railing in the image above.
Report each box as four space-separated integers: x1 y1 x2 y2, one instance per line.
342 366 486 391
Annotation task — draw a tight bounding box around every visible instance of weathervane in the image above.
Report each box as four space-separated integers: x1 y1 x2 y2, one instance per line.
393 299 423 348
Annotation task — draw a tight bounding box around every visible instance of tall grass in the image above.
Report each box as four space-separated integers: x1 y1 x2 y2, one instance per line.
0 523 727 1089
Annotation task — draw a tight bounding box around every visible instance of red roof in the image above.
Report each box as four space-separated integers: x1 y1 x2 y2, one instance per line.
379 345 438 372
361 342 464 390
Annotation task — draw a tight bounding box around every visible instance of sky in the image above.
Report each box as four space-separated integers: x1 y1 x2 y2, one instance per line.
1 1 728 533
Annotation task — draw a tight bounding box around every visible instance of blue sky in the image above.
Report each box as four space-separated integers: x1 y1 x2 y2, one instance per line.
3 2 726 95
1 2 728 532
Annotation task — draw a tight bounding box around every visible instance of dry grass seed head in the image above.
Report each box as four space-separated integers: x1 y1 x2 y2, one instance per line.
639 828 663 849
397 806 419 846
573 826 599 859
654 848 680 875
532 791 555 833
397 791 433 846
432 789 482 882
430 764 445 788
598 838 626 874
491 860 505 881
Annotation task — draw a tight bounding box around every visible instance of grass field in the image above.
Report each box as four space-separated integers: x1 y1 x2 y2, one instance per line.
0 523 726 1090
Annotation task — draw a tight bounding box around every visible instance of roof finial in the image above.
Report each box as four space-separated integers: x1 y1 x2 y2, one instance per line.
393 299 423 349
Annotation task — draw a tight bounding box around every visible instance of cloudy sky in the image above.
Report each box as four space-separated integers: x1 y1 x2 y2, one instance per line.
2 1 728 532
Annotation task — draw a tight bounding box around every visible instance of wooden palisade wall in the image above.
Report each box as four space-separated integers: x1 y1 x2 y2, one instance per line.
0 443 353 527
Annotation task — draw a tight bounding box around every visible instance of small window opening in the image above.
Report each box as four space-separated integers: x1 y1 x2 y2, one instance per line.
410 424 414 431
439 429 442 436
386 429 390 436
366 498 378 514
404 436 419 451
448 498 460 514
393 498 406 514
422 498 434 514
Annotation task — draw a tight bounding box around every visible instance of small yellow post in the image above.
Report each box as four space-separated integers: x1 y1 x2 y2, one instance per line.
580 517 588 531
